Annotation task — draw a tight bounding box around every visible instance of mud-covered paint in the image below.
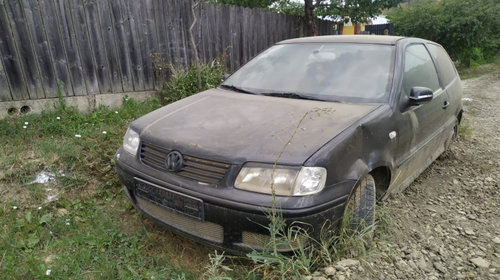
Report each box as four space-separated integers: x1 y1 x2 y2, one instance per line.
132 88 379 165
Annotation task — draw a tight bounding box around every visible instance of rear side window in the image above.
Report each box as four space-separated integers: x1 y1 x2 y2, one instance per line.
427 44 457 87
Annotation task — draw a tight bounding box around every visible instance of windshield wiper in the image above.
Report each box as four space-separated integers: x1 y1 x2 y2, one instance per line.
262 92 324 101
219 84 256 94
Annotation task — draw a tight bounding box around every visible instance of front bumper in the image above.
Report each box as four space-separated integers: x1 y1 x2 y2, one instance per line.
115 149 351 254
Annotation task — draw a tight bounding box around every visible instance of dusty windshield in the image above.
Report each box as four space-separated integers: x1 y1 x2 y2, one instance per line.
222 43 394 103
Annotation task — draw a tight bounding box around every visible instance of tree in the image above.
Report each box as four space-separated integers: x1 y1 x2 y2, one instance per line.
206 0 402 36
387 0 500 66
204 0 277 8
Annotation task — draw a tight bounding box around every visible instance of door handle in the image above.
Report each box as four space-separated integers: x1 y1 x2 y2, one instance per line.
442 101 450 109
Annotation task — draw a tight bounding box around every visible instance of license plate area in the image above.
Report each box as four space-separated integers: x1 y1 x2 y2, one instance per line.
134 178 204 221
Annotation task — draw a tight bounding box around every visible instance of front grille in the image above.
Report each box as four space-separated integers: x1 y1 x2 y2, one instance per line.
140 142 230 184
238 231 309 252
136 197 224 243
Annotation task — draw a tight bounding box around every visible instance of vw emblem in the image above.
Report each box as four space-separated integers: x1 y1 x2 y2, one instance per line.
165 151 184 172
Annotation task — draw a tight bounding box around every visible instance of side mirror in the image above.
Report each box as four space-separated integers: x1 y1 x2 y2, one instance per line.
409 87 433 106
221 73 230 83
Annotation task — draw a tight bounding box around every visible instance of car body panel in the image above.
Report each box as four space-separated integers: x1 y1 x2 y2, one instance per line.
132 88 380 165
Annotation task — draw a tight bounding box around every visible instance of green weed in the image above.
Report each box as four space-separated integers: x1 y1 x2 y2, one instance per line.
458 121 473 139
158 59 226 104
458 55 500 79
203 251 233 280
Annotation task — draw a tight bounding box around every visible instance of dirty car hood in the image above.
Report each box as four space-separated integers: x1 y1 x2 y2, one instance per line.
134 89 380 165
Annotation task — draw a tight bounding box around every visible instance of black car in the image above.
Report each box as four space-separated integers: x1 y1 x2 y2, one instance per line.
115 35 463 253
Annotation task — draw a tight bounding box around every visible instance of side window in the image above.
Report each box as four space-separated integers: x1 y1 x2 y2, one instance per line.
402 44 440 96
427 44 457 87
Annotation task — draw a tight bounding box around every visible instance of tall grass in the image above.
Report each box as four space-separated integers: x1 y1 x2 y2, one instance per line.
0 97 210 279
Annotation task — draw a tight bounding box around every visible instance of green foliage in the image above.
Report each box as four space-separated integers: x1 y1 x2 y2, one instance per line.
470 47 487 67
209 0 402 23
312 0 402 23
159 60 225 104
458 55 500 79
205 0 276 8
203 251 233 280
387 0 500 66
269 1 305 16
0 201 198 279
56 82 67 111
246 214 318 279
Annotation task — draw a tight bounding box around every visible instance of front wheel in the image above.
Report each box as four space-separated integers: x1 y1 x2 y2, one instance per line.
343 174 376 234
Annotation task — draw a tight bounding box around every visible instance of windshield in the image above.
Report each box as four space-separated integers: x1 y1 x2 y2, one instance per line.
222 43 395 103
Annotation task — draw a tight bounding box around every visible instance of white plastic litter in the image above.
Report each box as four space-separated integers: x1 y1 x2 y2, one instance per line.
31 171 56 184
46 269 51 276
45 187 58 203
45 194 58 203
102 131 107 134
75 134 82 138
462 98 473 102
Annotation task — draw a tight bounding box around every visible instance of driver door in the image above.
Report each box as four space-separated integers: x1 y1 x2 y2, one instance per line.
391 43 450 192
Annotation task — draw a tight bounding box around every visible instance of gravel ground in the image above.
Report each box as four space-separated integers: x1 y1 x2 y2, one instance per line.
311 70 500 280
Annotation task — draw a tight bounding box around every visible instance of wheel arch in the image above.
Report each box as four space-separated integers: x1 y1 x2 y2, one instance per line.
369 166 392 200
457 109 463 124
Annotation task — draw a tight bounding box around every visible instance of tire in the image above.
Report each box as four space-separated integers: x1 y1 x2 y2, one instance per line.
343 174 376 234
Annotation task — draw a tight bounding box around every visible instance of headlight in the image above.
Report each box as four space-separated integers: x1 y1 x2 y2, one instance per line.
235 163 326 196
123 127 140 156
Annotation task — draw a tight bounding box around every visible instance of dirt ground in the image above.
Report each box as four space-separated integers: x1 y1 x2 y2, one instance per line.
313 70 500 279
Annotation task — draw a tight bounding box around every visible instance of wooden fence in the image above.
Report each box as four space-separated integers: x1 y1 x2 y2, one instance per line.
0 0 333 102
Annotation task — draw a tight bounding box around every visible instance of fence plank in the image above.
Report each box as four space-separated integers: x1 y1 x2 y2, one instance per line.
68 0 99 95
84 0 112 94
152 0 169 89
131 0 149 89
217 4 231 68
22 0 57 98
108 0 134 92
6 0 45 99
179 1 190 67
138 0 157 89
121 0 144 91
205 4 218 61
0 3 28 100
0 48 11 101
96 0 123 93
195 4 205 63
39 0 73 97
53 0 86 96
229 5 241 71
165 0 183 66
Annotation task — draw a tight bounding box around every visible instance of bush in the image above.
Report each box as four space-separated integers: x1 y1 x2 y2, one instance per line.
387 0 500 67
159 60 225 105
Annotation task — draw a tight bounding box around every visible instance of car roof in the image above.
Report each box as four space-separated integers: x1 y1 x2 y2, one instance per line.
278 35 406 45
